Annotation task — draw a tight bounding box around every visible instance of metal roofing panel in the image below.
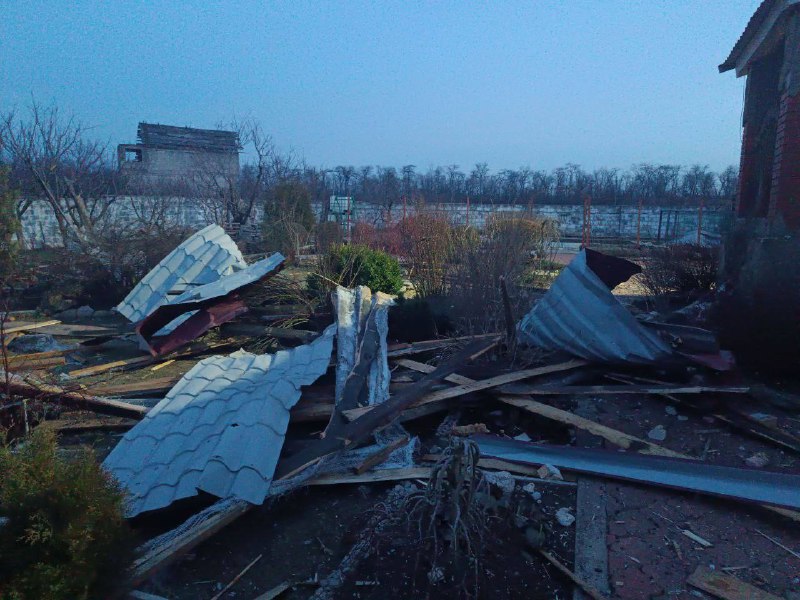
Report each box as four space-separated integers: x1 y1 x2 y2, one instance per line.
517 250 673 365
167 253 285 306
103 324 335 517
473 435 800 510
116 225 246 324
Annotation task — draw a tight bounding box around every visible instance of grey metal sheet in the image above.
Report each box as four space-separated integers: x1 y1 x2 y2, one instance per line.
166 253 285 306
116 224 246 324
103 324 335 517
517 250 673 365
473 435 800 510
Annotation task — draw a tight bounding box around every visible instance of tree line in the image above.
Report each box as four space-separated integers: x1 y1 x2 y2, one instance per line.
0 103 738 246
301 162 738 211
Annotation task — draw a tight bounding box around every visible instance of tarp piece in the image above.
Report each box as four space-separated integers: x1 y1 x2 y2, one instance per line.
517 249 674 365
116 225 247 325
473 435 800 510
104 325 335 517
135 253 285 356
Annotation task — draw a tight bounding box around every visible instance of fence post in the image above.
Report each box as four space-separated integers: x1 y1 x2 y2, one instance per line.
466 195 470 227
636 199 642 248
697 198 704 245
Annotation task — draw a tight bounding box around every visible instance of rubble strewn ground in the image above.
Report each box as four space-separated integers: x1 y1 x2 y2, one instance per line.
3 236 800 600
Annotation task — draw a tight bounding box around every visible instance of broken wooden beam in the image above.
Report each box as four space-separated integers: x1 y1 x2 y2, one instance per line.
87 375 182 398
343 358 589 421
354 436 410 474
276 338 498 479
687 565 782 600
4 379 147 419
2 319 61 334
385 333 501 358
37 417 138 434
5 356 66 371
498 383 750 397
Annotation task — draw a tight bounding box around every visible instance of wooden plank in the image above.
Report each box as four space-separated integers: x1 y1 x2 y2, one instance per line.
354 436 410 474
499 396 687 458
5 348 76 363
308 467 430 485
3 319 61 334
386 333 500 358
343 358 588 421
687 566 781 600
404 360 800 523
68 339 240 379
6 379 148 419
5 356 66 371
499 384 750 396
276 339 497 479
68 356 154 378
88 375 182 397
131 501 252 585
252 581 291 600
37 417 137 433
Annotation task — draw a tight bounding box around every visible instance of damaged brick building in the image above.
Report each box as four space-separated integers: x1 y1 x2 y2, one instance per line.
118 122 240 192
718 0 800 370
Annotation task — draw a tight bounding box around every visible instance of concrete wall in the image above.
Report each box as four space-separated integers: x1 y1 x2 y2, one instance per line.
119 146 239 190
20 196 727 248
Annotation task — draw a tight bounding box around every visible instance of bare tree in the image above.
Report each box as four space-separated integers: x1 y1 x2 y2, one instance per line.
189 118 277 227
0 101 118 248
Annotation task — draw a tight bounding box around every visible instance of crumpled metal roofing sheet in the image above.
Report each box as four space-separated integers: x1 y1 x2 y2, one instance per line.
103 324 335 517
165 253 284 307
473 435 800 510
116 224 246 324
517 250 673 365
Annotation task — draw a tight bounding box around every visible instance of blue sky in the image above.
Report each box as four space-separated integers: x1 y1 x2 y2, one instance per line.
1 1 759 172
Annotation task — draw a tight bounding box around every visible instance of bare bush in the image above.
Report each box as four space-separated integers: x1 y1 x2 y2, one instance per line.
638 243 718 303
398 213 457 297
447 213 559 334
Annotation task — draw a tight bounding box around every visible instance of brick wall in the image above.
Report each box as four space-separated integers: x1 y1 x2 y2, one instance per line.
768 91 800 228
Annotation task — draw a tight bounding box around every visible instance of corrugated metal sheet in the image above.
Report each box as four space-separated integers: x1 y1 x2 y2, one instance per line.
517 250 673 365
165 253 284 307
135 253 285 356
473 435 800 510
103 324 335 517
116 224 246 325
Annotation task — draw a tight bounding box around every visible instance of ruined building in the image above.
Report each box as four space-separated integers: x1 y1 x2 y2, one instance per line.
717 0 800 371
118 123 240 192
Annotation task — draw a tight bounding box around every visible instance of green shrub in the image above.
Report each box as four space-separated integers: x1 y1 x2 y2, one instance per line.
310 244 404 296
0 429 136 600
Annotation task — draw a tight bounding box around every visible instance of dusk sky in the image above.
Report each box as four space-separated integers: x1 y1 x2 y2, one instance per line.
1 1 759 172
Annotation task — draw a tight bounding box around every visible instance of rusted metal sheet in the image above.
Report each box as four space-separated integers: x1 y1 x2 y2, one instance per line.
472 435 800 510
517 249 674 365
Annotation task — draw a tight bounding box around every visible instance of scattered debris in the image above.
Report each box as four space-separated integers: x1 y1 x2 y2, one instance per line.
681 529 713 547
687 565 782 600
208 553 263 600
537 464 564 481
745 452 770 468
555 507 575 526
647 424 667 441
